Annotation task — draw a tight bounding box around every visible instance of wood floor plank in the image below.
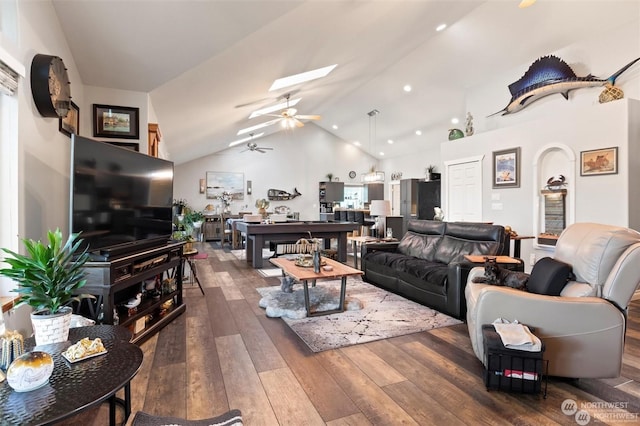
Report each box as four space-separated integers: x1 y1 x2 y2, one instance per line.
317 348 419 425
143 362 187 418
259 367 325 425
186 301 229 418
151 310 187 366
257 314 360 422
215 270 246 300
366 339 511 425
129 332 159 415
382 380 468 426
206 286 240 337
228 299 287 373
326 413 372 426
400 340 563 425
215 334 279 425
340 344 406 387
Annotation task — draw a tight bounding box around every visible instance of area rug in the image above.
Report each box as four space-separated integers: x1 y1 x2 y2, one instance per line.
256 278 462 352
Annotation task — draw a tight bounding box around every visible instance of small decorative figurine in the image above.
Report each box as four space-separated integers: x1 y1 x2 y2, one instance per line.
465 112 474 136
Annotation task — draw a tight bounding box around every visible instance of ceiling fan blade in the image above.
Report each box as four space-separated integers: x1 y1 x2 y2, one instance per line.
294 118 304 128
294 114 321 120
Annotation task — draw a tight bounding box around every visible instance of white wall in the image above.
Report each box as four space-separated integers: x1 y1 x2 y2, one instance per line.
82 85 150 154
173 123 376 220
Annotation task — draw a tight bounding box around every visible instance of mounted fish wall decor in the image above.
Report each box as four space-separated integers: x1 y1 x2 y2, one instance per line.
267 188 301 201
491 55 640 116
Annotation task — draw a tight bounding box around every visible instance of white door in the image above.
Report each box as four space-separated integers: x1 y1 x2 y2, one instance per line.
445 156 483 222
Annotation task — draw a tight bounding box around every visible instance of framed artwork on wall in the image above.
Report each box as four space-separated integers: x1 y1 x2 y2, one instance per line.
580 147 618 176
206 172 244 200
59 101 79 137
93 104 140 139
492 147 521 188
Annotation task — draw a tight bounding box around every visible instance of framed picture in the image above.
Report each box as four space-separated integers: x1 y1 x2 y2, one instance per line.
106 141 139 152
206 172 244 200
59 101 79 137
493 147 521 188
580 147 618 176
93 104 139 139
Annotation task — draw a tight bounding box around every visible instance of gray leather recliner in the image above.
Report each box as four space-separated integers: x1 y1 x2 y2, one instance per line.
465 222 640 378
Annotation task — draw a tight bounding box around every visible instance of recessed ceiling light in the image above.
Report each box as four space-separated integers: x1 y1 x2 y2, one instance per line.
332 124 338 130
353 141 361 146
387 139 394 144
379 152 385 156
248 98 301 119
229 132 265 147
269 64 337 92
403 85 412 92
451 117 459 124
436 23 447 32
237 119 280 135
415 130 422 136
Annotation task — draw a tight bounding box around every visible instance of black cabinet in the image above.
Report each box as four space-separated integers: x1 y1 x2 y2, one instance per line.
363 183 384 202
417 181 441 220
78 242 186 344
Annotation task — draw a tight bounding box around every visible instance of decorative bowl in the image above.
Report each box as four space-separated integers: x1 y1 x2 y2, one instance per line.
6 351 54 392
294 255 326 268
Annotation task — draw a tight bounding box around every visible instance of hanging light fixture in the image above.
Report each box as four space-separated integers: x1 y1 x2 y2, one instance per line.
362 109 385 183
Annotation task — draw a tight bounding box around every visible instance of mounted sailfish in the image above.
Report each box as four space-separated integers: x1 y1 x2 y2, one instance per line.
491 55 640 116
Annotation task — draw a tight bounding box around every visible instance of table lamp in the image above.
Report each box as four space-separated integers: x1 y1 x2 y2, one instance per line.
369 200 391 238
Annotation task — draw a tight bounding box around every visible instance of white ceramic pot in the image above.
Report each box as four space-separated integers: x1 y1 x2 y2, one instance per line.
6 351 54 392
30 306 72 346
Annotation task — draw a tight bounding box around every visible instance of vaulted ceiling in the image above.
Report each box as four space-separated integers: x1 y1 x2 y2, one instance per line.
51 0 635 164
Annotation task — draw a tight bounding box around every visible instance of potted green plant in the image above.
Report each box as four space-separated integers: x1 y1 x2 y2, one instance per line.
0 229 92 345
425 165 438 181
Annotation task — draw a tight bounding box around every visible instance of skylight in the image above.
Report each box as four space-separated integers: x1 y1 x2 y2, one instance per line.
269 64 337 92
229 132 265 147
237 119 280 136
248 98 301 119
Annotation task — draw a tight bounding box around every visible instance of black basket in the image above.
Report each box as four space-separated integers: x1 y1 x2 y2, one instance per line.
482 324 548 396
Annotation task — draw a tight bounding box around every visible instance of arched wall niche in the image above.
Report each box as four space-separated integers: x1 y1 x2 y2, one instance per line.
532 143 576 251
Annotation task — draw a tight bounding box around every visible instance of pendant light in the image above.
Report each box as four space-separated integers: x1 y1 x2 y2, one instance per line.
362 109 385 183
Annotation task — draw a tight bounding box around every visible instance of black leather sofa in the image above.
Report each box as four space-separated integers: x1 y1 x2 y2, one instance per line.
361 220 517 319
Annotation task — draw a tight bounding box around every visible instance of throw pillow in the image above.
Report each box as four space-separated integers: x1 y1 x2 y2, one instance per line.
527 257 574 296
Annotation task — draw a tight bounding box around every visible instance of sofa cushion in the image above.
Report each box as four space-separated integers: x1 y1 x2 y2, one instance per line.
433 235 501 264
527 257 574 296
397 231 441 261
401 258 448 287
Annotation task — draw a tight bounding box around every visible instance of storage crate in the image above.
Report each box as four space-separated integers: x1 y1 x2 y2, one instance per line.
482 324 548 397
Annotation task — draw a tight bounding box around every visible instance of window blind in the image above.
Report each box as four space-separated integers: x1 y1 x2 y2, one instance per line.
0 60 18 96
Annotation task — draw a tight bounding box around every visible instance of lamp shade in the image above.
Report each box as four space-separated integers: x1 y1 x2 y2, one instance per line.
369 200 391 216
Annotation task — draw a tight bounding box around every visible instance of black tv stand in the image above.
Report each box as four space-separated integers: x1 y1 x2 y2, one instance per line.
77 241 186 344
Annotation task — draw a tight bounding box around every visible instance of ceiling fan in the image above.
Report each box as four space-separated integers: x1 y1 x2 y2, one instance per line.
241 142 273 153
259 93 321 129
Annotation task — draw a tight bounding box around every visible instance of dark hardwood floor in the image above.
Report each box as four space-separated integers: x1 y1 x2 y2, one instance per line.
64 242 640 425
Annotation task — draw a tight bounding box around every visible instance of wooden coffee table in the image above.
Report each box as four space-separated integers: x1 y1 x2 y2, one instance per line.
270 256 364 317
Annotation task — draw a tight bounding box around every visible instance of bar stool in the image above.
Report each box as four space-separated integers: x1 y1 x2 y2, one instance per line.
184 251 207 295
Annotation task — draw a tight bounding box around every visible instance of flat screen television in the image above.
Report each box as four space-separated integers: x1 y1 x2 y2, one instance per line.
69 135 174 258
